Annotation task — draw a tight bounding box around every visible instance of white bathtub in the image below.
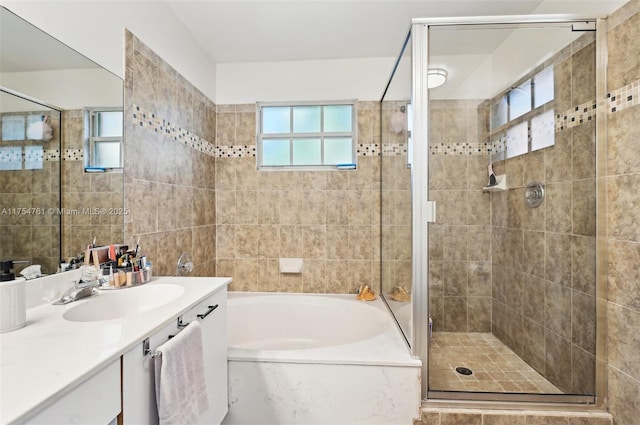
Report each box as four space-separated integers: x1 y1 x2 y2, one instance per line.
222 292 421 425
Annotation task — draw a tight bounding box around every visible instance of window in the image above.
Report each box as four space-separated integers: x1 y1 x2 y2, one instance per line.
1 114 50 142
1 115 26 141
84 108 123 170
489 66 555 159
1 113 50 170
258 101 356 169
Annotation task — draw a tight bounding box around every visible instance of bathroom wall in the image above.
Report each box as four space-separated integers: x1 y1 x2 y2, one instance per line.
60 110 124 261
380 100 412 297
123 31 217 277
214 101 381 293
489 33 598 394
428 99 492 333
605 2 640 423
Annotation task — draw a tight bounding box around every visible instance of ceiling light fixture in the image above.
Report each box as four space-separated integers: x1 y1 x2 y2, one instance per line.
427 68 448 89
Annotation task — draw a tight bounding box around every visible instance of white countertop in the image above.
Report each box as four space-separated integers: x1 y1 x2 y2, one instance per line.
0 275 231 424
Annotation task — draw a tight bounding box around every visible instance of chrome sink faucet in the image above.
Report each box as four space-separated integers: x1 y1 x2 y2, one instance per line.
52 279 103 305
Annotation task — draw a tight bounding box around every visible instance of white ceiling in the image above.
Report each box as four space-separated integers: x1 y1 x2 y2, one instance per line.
166 0 627 63
1 0 630 103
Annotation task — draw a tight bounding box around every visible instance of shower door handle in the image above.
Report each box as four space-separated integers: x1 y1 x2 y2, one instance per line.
426 201 437 223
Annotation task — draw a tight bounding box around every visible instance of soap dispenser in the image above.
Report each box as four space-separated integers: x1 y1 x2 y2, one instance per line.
0 260 28 333
0 260 29 282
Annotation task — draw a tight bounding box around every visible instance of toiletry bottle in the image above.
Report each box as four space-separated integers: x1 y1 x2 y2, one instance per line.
428 314 433 339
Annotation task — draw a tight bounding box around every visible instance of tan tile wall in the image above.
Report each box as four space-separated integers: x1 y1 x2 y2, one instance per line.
60 109 124 261
489 35 598 394
380 101 412 297
0 111 61 274
123 31 217 277
605 3 640 424
215 102 381 293
428 100 493 333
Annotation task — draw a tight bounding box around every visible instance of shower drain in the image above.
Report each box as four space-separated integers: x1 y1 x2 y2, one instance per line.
455 366 473 376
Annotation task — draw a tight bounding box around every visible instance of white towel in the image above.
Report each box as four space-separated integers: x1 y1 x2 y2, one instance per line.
154 321 209 425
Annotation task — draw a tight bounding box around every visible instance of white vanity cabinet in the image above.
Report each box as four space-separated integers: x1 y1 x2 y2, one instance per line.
184 288 228 424
121 287 228 424
25 359 120 425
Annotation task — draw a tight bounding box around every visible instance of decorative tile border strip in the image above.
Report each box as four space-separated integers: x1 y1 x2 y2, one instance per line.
357 143 380 156
556 100 597 131
135 80 640 162
429 142 492 156
62 148 83 161
133 105 216 157
0 148 61 163
607 78 640 114
381 143 407 156
44 149 60 161
214 145 256 158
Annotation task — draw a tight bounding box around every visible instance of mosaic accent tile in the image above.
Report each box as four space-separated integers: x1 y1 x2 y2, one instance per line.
133 104 216 157
44 149 60 161
556 100 597 131
429 142 492 156
607 78 640 114
62 148 83 161
357 143 381 156
215 145 257 158
382 143 407 156
135 80 639 164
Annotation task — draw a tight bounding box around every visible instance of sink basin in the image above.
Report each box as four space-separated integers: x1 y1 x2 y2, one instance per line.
63 284 185 322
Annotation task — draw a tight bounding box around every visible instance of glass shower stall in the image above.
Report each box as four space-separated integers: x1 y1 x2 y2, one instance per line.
379 16 607 406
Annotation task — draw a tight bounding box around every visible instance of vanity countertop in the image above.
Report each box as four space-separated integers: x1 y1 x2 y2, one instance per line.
0 276 231 424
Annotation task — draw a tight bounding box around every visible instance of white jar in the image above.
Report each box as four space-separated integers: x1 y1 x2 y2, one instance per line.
0 278 26 333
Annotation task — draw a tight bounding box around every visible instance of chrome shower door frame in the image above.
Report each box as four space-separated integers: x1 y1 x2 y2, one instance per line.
409 15 608 408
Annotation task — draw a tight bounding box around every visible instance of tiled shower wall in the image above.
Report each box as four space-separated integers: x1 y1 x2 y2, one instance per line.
214 102 381 293
428 100 493 333
605 2 640 424
123 31 217 277
489 34 598 394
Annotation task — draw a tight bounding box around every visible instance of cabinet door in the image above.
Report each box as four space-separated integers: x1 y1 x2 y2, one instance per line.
26 359 120 425
122 321 177 424
185 289 228 425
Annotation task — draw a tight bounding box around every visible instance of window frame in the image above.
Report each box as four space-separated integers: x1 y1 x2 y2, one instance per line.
256 100 357 170
489 66 555 160
84 107 123 171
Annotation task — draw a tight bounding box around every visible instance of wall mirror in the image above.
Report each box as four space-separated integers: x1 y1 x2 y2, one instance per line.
0 6 124 275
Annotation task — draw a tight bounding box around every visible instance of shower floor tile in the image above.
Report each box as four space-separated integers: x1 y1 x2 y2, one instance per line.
428 332 562 394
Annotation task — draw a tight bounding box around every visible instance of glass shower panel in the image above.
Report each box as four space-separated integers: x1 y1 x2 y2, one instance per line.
380 31 413 346
426 22 597 398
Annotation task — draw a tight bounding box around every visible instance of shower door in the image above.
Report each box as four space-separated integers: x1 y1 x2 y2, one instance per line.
379 31 414 347
414 19 604 403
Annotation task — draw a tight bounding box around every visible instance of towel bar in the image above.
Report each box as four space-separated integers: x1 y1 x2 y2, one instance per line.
142 338 161 358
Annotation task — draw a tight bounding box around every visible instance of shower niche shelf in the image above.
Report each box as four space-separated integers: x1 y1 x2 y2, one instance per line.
482 174 506 192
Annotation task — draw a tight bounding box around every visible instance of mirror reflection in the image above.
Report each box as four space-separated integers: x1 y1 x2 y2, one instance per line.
0 90 61 274
379 31 413 346
0 6 124 276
